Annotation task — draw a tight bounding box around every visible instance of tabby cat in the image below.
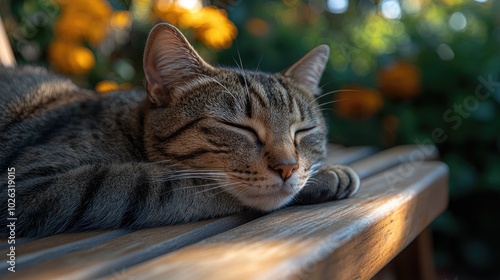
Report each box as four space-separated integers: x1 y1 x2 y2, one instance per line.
0 23 360 237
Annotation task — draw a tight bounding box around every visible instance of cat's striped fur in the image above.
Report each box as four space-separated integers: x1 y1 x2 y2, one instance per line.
0 23 360 237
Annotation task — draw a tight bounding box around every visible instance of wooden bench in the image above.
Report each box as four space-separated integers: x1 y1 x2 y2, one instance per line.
0 16 15 67
1 144 448 279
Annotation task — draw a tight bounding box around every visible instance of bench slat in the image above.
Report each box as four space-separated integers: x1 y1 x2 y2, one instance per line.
3 145 445 279
350 144 438 179
3 145 369 275
326 146 377 165
0 231 128 272
8 214 258 279
105 162 447 280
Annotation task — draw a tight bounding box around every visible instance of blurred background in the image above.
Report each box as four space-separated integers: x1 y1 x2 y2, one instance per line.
1 0 499 278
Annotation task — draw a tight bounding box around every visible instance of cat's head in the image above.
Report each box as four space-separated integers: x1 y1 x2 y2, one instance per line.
143 23 329 211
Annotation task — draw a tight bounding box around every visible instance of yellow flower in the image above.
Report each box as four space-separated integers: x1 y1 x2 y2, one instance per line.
154 1 237 49
95 80 120 93
95 81 134 93
194 7 237 49
69 47 95 75
111 11 132 29
49 0 115 76
378 61 421 99
48 39 95 75
154 1 189 26
334 86 384 119
53 0 112 45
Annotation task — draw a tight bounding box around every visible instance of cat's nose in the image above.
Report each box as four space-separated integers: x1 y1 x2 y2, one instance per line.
272 163 299 181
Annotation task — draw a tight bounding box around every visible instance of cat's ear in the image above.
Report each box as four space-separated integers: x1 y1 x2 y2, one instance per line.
143 23 214 106
283 45 330 94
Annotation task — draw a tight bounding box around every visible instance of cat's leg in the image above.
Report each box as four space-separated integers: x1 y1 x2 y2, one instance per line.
294 165 361 205
1 163 242 237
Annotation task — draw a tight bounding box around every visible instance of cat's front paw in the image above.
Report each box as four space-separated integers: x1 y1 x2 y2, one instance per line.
294 165 360 205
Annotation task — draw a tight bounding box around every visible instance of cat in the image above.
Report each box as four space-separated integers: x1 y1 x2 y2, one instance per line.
0 23 360 237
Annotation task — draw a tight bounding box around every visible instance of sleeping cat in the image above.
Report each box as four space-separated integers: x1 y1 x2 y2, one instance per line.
0 23 360 237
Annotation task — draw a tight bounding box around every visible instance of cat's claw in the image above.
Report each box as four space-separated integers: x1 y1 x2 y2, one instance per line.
294 165 361 205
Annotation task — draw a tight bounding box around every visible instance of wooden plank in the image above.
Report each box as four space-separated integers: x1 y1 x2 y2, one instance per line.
8 213 259 279
0 16 16 66
104 162 448 280
326 146 377 165
2 144 441 278
350 144 438 179
0 237 35 249
2 145 374 277
0 231 129 272
327 143 344 151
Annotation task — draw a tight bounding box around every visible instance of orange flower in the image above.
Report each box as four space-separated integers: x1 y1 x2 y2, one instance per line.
110 11 132 29
378 61 421 99
334 87 384 119
95 80 120 93
48 39 95 75
154 1 188 26
95 80 133 93
54 0 112 45
246 18 270 37
194 7 237 49
49 0 114 76
154 1 237 49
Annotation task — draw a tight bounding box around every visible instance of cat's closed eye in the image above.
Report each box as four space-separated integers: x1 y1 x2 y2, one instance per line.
295 126 317 135
218 120 264 145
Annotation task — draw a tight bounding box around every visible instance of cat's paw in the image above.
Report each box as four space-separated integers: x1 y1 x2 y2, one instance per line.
294 165 360 205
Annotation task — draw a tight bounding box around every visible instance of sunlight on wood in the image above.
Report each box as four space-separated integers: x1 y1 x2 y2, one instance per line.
115 163 447 280
0 16 16 66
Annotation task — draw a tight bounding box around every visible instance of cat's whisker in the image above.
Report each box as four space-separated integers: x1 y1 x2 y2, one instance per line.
318 80 337 90
234 45 251 100
160 177 227 184
234 43 245 72
306 178 319 185
308 89 362 106
310 163 322 174
242 73 251 102
150 170 228 183
317 99 346 107
193 184 238 195
319 108 338 113
165 167 226 174
255 54 264 72
159 174 227 182
168 170 227 177
192 182 242 195
185 182 230 191
159 181 235 196
167 170 227 176
232 57 242 71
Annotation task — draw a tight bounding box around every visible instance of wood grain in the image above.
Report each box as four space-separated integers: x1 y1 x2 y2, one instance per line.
350 145 438 179
3 144 367 277
103 162 448 280
0 16 15 66
0 231 128 272
3 145 446 279
326 146 377 165
6 213 258 280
